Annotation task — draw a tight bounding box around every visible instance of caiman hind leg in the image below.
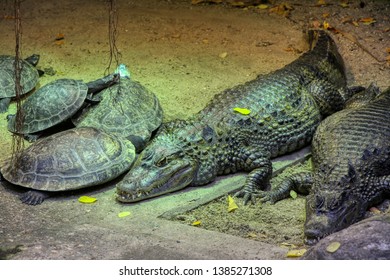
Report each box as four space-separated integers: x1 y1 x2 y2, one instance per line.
257 171 313 204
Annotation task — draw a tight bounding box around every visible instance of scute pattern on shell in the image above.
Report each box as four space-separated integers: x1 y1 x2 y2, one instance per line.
7 79 88 134
0 127 136 191
74 78 163 152
0 55 39 98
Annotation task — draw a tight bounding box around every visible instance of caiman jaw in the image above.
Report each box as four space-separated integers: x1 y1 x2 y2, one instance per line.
116 160 196 203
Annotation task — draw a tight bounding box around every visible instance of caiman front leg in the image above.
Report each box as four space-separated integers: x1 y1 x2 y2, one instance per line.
234 151 273 204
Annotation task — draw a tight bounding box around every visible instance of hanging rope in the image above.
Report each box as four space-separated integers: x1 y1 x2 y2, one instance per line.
105 0 120 75
11 0 24 163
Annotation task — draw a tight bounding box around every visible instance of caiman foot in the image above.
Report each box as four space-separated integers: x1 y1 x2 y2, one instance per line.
234 182 271 205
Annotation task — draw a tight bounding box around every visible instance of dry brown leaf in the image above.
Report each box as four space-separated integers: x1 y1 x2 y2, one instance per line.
269 3 294 17
359 17 376 25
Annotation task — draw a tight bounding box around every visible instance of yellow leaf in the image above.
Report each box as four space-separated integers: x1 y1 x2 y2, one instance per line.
326 241 341 253
290 190 298 199
227 195 238 212
323 21 330 30
359 17 376 25
118 211 131 218
219 52 228 59
286 249 307 257
78 196 97 204
233 107 251 115
257 4 268 9
192 220 201 226
230 2 245 7
247 232 257 238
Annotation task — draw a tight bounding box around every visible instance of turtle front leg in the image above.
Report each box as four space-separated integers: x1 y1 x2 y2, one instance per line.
20 190 49 205
234 155 272 204
0 97 11 113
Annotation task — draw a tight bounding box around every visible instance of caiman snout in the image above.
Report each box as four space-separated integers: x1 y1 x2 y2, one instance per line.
304 215 329 245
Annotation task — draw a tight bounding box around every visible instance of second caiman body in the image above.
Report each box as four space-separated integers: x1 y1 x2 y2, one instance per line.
116 30 354 203
257 85 390 245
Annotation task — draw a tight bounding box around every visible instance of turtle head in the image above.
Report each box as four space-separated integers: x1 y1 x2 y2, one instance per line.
116 120 217 202
115 64 131 79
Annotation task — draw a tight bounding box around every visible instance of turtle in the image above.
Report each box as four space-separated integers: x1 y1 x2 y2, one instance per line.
7 73 119 141
0 54 40 113
0 126 136 205
72 64 163 152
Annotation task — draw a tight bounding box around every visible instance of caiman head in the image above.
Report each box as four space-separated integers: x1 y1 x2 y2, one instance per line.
116 120 217 202
304 162 366 245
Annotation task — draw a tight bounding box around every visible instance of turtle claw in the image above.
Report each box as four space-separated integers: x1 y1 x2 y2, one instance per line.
20 190 48 205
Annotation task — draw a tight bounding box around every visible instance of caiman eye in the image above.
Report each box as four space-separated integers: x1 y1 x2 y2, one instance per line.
329 200 340 211
156 157 168 167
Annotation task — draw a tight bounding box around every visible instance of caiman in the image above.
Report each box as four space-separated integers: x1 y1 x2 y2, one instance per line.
257 84 390 245
116 30 357 204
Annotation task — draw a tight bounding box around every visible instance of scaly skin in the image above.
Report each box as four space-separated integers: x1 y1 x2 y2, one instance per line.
258 84 390 245
116 30 354 204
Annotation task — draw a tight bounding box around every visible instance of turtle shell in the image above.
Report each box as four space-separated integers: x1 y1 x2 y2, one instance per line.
0 55 39 104
7 79 88 134
0 127 135 191
73 78 163 152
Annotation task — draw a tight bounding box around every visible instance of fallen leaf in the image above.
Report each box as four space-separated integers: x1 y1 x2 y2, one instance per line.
322 13 330 18
359 17 376 25
78 196 97 204
286 249 307 257
230 2 245 7
257 4 268 9
219 52 228 59
269 3 294 17
290 190 298 199
54 40 64 46
386 48 390 54
233 107 251 115
55 33 65 41
316 0 328 6
247 232 257 238
326 241 341 253
369 207 381 214
227 195 238 212
192 220 201 226
118 211 131 218
323 20 331 30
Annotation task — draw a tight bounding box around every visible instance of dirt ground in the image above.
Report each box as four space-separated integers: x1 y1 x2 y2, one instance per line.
0 0 389 260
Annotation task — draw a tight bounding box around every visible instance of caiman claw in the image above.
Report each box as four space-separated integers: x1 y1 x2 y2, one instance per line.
234 187 257 205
